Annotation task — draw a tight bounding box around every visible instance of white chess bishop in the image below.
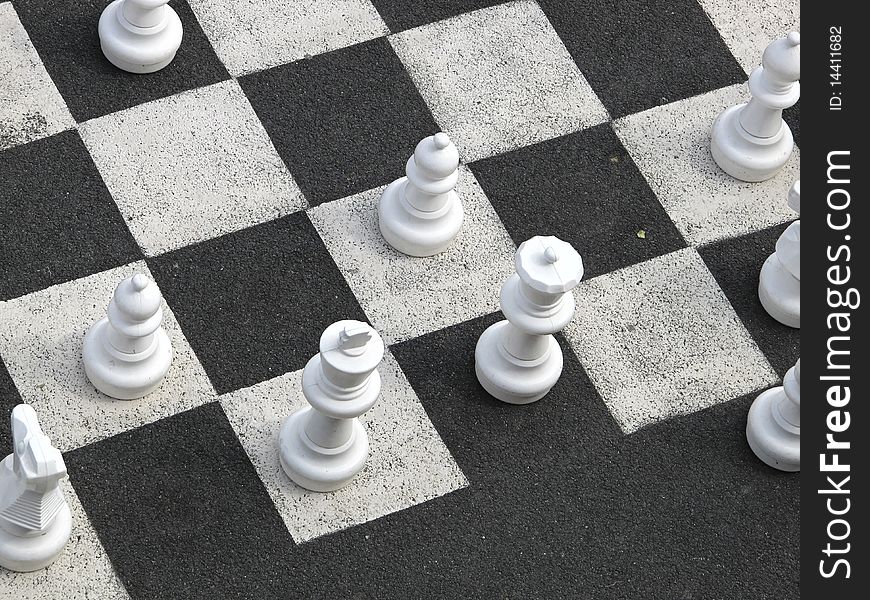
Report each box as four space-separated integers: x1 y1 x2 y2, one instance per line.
82 273 173 400
475 236 583 404
99 0 183 74
746 359 800 472
0 405 72 572
711 32 800 182
279 320 384 492
378 132 464 257
759 180 800 327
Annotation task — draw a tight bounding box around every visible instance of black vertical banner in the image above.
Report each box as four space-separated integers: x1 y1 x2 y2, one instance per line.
803 3 867 597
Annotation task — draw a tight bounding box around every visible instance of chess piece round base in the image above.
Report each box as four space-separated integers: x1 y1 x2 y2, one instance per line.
0 503 72 572
99 0 183 74
475 321 563 405
378 178 464 257
746 388 800 472
711 104 794 182
82 319 172 400
758 254 800 328
279 408 369 492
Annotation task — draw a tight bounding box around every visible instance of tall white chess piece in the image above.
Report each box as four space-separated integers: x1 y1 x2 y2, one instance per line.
746 359 800 472
99 0 183 74
759 180 800 327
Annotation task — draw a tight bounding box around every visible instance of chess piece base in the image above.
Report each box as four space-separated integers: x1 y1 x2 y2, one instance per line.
475 321 563 405
746 388 800 472
0 503 71 572
711 104 794 182
759 254 800 328
279 408 369 492
378 178 464 257
82 319 173 400
99 0 182 74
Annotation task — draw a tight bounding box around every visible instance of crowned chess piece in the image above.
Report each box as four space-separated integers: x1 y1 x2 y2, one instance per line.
0 405 72 572
99 0 183 74
82 273 173 400
279 320 384 492
475 236 583 404
378 132 464 257
759 180 800 327
746 359 800 472
711 32 800 182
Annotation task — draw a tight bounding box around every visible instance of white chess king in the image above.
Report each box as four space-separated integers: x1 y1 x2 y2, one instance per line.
759 180 800 327
746 359 800 472
475 236 583 404
99 0 183 74
710 32 800 182
82 273 173 400
378 132 464 257
0 405 72 572
279 320 384 492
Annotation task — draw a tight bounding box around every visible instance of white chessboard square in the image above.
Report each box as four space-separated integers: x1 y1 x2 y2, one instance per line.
0 480 130 600
0 2 74 150
78 80 305 257
389 0 609 162
308 166 516 345
0 262 217 452
188 0 388 76
565 248 778 434
220 350 468 543
614 83 800 247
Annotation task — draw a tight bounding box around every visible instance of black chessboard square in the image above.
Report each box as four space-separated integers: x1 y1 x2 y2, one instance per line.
239 37 439 206
538 0 746 117
0 359 22 451
147 212 367 394
470 124 687 280
0 130 141 301
13 0 229 122
371 0 506 32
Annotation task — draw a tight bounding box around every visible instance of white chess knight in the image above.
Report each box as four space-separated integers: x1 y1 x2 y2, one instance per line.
99 0 183 74
82 273 173 400
0 405 72 572
746 359 800 472
759 180 800 327
279 320 384 492
711 32 800 182
378 132 464 257
475 236 583 404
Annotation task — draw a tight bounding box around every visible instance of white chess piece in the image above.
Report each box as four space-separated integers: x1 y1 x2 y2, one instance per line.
99 0 183 74
0 404 72 572
759 180 800 327
475 236 583 404
711 32 800 182
378 132 464 257
82 273 173 400
279 320 384 492
746 359 800 472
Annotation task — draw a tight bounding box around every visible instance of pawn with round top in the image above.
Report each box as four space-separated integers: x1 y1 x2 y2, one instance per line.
759 180 800 327
378 132 464 257
98 0 183 74
746 359 800 471
82 273 173 400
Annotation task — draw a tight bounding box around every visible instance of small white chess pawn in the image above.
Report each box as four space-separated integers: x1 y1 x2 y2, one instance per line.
279 320 384 492
475 236 583 404
746 359 800 472
378 132 464 257
759 180 800 327
82 273 173 400
0 404 72 572
711 32 800 182
99 0 183 74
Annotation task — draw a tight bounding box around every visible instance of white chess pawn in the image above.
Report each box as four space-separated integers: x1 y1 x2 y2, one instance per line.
759 180 800 327
279 320 384 492
0 404 72 572
711 32 800 182
746 359 800 472
82 273 173 400
475 236 583 404
99 0 183 74
378 132 464 257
